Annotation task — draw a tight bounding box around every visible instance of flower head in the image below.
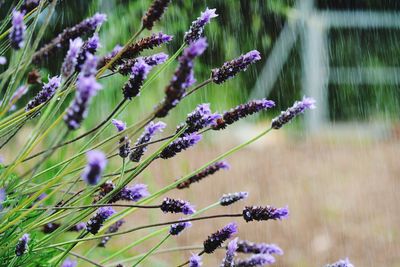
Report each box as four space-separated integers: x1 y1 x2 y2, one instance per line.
15 233 29 256
112 119 130 158
177 103 221 135
221 237 238 267
213 99 275 130
234 254 275 267
212 50 261 84
242 205 289 222
177 161 229 189
189 254 202 267
184 8 218 44
118 184 149 202
80 52 98 77
81 150 107 186
220 192 249 206
26 76 61 111
64 75 102 130
42 222 60 234
129 121 166 162
118 53 169 76
69 222 86 232
61 258 77 267
203 223 238 254
142 0 172 30
271 96 316 129
86 207 115 234
236 240 283 255
159 133 202 159
62 37 83 78
20 0 40 14
154 38 207 118
169 221 192 236
122 58 152 100
325 258 354 267
160 197 195 215
98 220 125 247
10 10 26 50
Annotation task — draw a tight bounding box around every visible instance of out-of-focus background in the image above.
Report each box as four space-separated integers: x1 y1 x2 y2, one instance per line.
3 0 400 266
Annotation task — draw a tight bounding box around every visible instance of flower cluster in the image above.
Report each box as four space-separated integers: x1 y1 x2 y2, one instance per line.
142 0 172 30
220 192 249 206
112 119 130 158
86 207 115 234
122 58 151 99
81 150 107 186
324 258 354 267
169 221 192 236
25 76 61 111
61 38 84 78
159 133 202 159
234 254 275 267
15 234 29 256
160 197 195 215
221 237 238 267
118 52 168 75
203 223 237 254
184 8 218 44
236 240 283 255
98 220 125 247
10 10 26 50
242 205 289 222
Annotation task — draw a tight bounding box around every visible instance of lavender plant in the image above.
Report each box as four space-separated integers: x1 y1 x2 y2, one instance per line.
0 1 343 266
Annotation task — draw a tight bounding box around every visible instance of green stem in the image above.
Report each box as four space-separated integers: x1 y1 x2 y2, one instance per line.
132 234 171 267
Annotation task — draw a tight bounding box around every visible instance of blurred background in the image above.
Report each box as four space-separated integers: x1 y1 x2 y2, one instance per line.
2 0 400 266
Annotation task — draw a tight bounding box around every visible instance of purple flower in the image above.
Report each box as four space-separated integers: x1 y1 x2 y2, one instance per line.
118 53 169 76
26 76 61 111
122 58 151 100
118 184 149 202
94 181 116 203
325 258 354 267
0 56 7 65
169 221 192 236
98 220 125 247
112 119 130 158
154 38 207 118
69 222 86 232
159 133 202 159
32 13 106 64
189 254 202 267
0 188 6 211
81 150 107 186
142 0 172 30
62 37 83 78
220 192 249 206
61 258 77 267
177 103 221 135
184 8 218 44
242 205 289 222
236 240 283 255
221 237 238 267
271 96 316 129
15 233 29 256
98 44 122 69
64 75 102 130
129 121 166 162
212 50 261 84
80 52 98 77
86 207 115 234
76 35 101 72
177 161 229 189
213 99 275 130
160 197 195 215
203 223 238 254
10 10 26 50
42 222 60 234
234 254 275 267
20 0 40 14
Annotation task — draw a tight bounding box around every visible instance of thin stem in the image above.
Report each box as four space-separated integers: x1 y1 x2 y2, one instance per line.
27 203 161 211
184 78 212 97
132 234 171 267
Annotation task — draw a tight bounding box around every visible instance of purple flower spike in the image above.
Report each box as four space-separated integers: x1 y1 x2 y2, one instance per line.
213 99 275 130
177 160 229 189
177 103 222 135
80 52 98 77
26 76 61 111
118 184 149 202
130 121 166 162
86 207 115 234
21 0 40 14
10 10 26 50
64 75 102 130
32 13 106 64
76 35 101 73
98 220 125 247
122 58 151 100
62 38 83 78
271 96 316 129
81 150 107 186
234 254 275 267
184 8 218 44
242 205 289 222
61 258 77 267
69 222 86 232
325 258 354 267
221 237 238 267
203 223 237 254
159 133 202 159
160 197 195 215
118 52 169 76
212 50 261 84
169 221 192 236
220 192 249 206
189 254 202 267
236 240 283 255
155 38 207 118
15 233 29 256
142 0 172 30
112 119 130 158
